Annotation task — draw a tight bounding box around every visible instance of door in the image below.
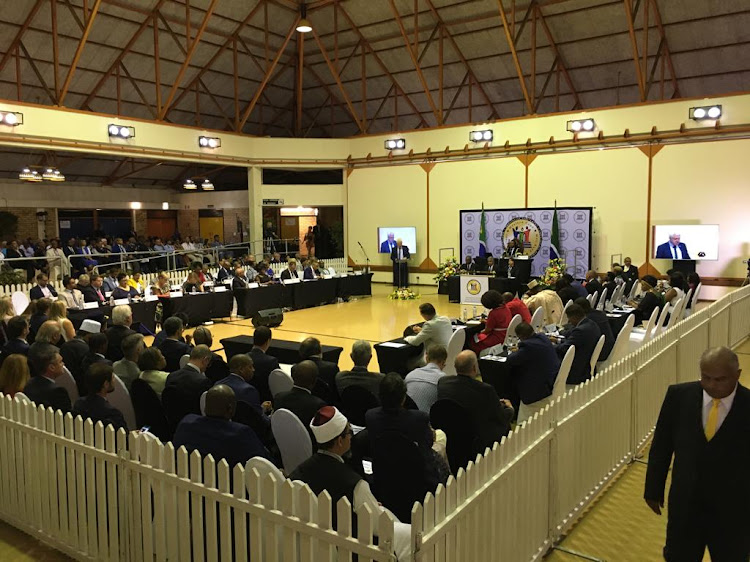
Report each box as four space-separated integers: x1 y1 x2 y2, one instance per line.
146 218 177 240
199 217 224 243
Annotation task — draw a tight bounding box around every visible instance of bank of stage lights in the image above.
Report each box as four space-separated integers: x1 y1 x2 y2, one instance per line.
183 178 214 191
199 136 221 148
690 105 722 121
20 166 64 182
108 124 135 139
566 118 596 133
0 111 23 126
384 138 406 150
470 130 493 142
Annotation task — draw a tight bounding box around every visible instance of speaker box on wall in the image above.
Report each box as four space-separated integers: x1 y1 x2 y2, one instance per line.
252 308 283 328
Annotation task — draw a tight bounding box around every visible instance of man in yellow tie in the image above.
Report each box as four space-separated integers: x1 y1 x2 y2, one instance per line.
644 347 750 561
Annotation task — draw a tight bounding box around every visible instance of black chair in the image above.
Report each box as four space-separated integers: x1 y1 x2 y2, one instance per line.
130 379 171 441
340 385 380 427
233 400 273 446
403 394 419 410
160 385 190 436
430 399 480 475
371 430 431 523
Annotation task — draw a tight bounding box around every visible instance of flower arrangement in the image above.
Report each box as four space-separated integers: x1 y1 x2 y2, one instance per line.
540 258 567 288
434 257 461 282
389 288 420 300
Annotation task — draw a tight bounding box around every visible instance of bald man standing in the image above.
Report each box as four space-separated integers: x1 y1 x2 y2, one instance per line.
645 347 750 561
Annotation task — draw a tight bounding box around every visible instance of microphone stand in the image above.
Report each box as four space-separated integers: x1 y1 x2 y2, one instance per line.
358 241 370 274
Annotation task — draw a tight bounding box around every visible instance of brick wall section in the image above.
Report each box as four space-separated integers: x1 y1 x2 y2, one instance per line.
177 209 200 239
223 207 249 244
0 207 52 241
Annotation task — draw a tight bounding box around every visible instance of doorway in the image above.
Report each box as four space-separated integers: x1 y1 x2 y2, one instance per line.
146 210 177 240
199 209 224 243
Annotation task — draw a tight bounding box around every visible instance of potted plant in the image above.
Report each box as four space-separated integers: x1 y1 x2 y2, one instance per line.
434 257 460 294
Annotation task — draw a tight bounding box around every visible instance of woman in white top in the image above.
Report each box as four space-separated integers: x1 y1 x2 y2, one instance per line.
49 300 75 341
664 272 686 315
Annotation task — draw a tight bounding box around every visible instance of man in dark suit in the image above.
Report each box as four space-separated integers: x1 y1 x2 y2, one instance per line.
158 316 194 373
300 337 338 405
172 384 271 467
645 347 750 560
335 340 384 399
380 232 396 254
29 299 50 337
23 343 70 412
554 304 602 385
574 298 615 361
1 316 30 364
584 270 602 297
505 322 560 412
105 305 135 362
30 273 58 301
60 322 97 395
484 256 500 277
437 350 514 451
216 259 233 282
164 345 213 422
274 360 327 427
215 354 270 422
72 363 126 431
80 333 112 387
390 239 410 287
303 258 320 280
248 326 280 403
80 274 107 305
280 260 302 281
656 233 690 260
459 256 475 272
231 267 250 290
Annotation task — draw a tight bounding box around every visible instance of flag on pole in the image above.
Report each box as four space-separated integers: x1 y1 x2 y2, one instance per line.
549 204 561 260
478 203 488 257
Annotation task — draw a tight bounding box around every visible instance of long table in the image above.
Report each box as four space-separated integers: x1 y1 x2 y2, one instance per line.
447 275 528 303
234 273 373 318
221 335 343 365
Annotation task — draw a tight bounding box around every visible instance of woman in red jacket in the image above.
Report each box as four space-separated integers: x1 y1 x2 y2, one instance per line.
470 290 511 353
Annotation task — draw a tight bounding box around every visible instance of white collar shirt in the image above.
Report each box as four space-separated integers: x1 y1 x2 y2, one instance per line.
702 385 737 433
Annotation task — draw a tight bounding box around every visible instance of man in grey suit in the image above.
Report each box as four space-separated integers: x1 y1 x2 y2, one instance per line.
335 341 384 398
404 303 453 368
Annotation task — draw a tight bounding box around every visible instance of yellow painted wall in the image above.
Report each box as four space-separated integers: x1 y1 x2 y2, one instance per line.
528 147 649 271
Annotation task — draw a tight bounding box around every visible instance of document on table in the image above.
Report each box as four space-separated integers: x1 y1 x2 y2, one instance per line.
379 342 407 348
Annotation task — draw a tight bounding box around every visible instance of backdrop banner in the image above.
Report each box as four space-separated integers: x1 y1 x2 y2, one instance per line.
460 207 593 278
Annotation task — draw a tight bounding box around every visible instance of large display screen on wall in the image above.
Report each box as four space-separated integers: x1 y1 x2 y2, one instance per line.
460 207 593 278
378 227 417 254
652 224 719 260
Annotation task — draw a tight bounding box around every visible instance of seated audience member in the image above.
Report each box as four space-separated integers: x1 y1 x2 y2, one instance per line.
523 280 564 326
193 326 229 383
574 297 615 361
182 271 204 294
405 344 448 413
437 350 514 451
686 272 701 310
0 295 15 325
554 304 602 386
137 347 169 397
61 320 97 394
274 360 327 427
81 274 107 305
505 322 559 419
215 354 271 421
113 333 144 391
23 343 70 412
248 326 280 403
151 272 172 296
29 298 51 336
404 303 453 358
502 292 532 323
628 275 664 326
664 272 686 316
484 255 500 277
459 256 474 272
299 337 338 404
102 268 120 294
231 267 250 290
72 363 126 431
621 257 639 289
470 290 511 354
128 271 147 294
164 344 213 418
289 406 411 561
563 274 588 299
303 258 321 280
48 301 75 342
504 258 520 278
106 305 136 361
59 275 84 310
111 273 139 300
158 316 194 372
153 312 189 348
584 270 602 297
335 340 384 398
0 354 30 397
35 320 63 346
30 273 58 300
2 316 30 361
601 271 618 303
255 260 275 284
172 385 271 467
81 333 112 381
280 259 301 281
366 373 444 488
216 259 233 282
555 277 579 306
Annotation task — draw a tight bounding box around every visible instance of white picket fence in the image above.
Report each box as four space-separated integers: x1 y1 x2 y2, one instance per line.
0 284 748 561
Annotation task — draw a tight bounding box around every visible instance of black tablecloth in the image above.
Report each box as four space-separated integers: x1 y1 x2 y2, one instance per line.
293 278 339 309
220 335 343 365
498 258 532 284
69 300 159 333
160 292 233 326
448 275 528 303
374 339 424 377
479 355 521 413
605 311 631 335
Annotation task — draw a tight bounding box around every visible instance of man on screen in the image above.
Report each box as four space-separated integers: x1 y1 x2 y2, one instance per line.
391 238 410 287
380 232 397 254
656 233 691 260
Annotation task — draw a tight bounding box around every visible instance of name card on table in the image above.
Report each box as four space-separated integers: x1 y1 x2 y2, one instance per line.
339 273 348 278
223 279 233 285
247 282 259 289
113 298 130 306
354 271 363 276
203 281 214 288
104 291 112 298
214 285 227 292
283 278 302 285
169 290 183 298
144 294 158 302
322 275 333 280
83 302 99 310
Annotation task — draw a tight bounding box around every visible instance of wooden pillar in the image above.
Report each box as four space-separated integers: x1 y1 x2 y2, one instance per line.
638 144 664 277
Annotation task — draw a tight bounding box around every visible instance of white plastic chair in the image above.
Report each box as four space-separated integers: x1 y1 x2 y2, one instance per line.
271 408 313 474
589 335 605 377
503 314 522 345
653 304 671 335
530 306 545 332
443 327 466 374
108 374 137 431
682 287 694 318
56 367 79 404
586 293 596 308
246 456 285 482
664 297 684 331
11 291 29 316
628 280 641 300
598 314 635 371
199 391 207 415
596 287 608 310
178 354 190 369
553 345 576 399
559 301 573 327
268 369 293 397
685 283 701 316
630 306 660 350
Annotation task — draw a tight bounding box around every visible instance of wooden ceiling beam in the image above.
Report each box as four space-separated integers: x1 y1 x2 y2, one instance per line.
623 0 646 101
495 0 534 114
648 0 680 98
18 42 56 104
59 0 103 105
535 4 582 110
0 0 45 73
